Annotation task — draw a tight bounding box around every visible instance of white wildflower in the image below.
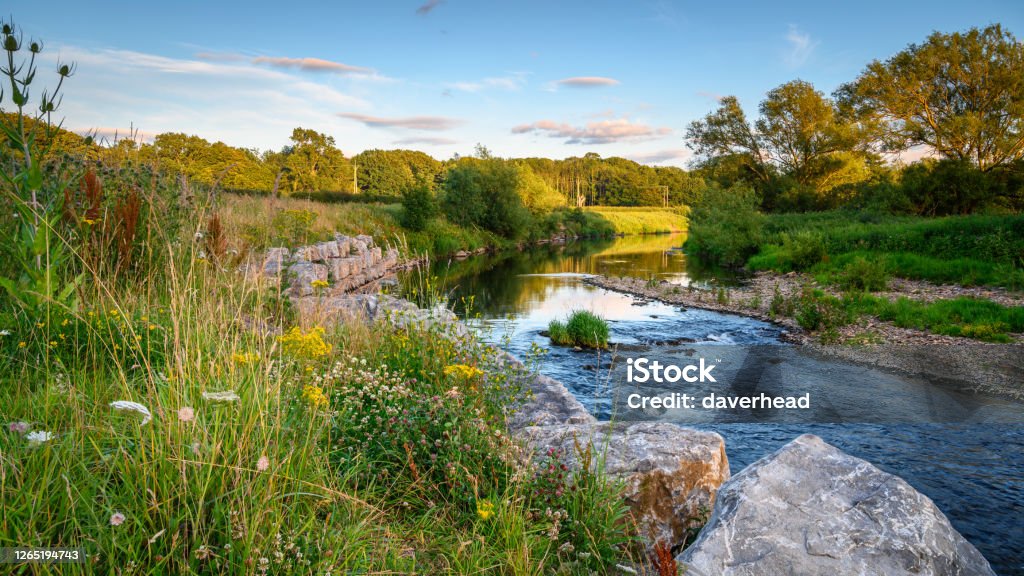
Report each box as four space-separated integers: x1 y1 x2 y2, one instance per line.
202 390 240 403
25 430 53 444
0 329 11 336
110 400 153 425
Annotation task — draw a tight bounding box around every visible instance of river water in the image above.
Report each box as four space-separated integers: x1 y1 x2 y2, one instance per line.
402 234 1024 574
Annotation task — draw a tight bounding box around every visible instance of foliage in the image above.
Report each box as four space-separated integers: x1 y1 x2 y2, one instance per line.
686 81 875 204
547 310 610 348
400 184 437 232
837 256 890 292
685 184 765 267
442 157 532 239
837 24 1024 171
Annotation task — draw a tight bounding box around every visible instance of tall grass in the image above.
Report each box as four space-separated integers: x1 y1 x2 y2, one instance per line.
748 211 1024 289
585 207 687 234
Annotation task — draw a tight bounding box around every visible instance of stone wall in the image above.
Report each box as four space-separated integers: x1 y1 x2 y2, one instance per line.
256 234 401 297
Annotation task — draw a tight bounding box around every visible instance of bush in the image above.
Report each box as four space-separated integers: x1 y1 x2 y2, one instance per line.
442 158 532 239
548 310 610 348
685 184 764 268
838 256 889 292
400 184 437 231
781 230 827 269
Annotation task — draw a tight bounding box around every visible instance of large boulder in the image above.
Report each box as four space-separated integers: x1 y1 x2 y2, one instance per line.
515 422 729 551
678 434 994 576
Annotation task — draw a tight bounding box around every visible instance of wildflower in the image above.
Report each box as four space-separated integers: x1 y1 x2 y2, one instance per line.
476 499 495 521
202 390 240 403
256 455 270 472
231 352 260 365
110 512 126 526
277 326 332 359
25 431 53 445
82 218 99 226
177 407 195 422
8 421 30 433
148 324 157 331
0 329 10 336
110 401 153 425
194 231 204 240
302 385 328 409
444 364 484 380
18 341 26 348
311 279 329 289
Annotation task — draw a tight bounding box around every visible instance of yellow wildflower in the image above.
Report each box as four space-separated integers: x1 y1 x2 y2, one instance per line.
148 324 157 331
476 500 495 521
231 351 261 365
82 217 99 225
444 364 484 380
278 326 332 359
302 384 329 409
311 279 330 289
18 341 27 348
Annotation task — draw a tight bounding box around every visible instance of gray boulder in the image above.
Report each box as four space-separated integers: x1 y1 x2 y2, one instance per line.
678 434 994 576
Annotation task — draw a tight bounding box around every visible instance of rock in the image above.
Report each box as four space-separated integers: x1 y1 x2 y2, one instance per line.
261 247 290 276
678 434 994 576
295 294 379 325
316 240 341 260
287 261 328 296
504 356 595 430
515 422 729 552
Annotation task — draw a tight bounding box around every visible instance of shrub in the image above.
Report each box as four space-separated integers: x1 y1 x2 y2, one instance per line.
685 184 764 268
442 158 532 239
781 230 827 269
838 256 889 292
400 184 437 231
548 310 610 348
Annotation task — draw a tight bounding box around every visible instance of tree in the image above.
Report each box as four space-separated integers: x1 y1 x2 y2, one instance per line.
686 81 874 202
442 157 531 238
282 128 352 193
837 24 1024 171
685 96 772 184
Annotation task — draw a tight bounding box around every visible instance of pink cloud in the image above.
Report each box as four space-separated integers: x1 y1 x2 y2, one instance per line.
251 56 373 75
511 117 671 145
338 113 463 131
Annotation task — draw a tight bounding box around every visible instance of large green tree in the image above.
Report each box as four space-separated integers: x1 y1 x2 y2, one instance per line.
282 128 353 194
837 24 1024 171
686 81 873 197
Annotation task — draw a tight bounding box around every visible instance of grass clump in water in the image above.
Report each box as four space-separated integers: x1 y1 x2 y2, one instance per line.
548 310 610 348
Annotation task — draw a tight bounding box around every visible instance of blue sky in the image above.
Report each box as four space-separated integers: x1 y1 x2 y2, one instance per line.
10 1 1023 166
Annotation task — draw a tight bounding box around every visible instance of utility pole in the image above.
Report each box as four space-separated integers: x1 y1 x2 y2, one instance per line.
352 162 358 194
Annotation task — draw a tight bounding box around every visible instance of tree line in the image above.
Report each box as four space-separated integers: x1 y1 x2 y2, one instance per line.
687 24 1024 215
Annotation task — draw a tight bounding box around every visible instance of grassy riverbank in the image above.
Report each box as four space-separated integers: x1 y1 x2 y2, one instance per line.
222 194 687 260
747 212 1024 290
584 207 687 235
1 169 638 573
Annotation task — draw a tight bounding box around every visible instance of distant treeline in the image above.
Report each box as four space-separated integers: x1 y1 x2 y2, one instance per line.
8 120 704 208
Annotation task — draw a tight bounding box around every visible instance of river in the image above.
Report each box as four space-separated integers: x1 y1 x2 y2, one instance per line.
401 234 1024 575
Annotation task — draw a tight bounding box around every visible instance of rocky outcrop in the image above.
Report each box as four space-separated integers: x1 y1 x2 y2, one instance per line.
677 434 994 576
498 353 729 552
515 421 729 551
253 234 400 297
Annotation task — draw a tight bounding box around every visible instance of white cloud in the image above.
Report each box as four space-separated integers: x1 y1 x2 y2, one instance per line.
448 73 528 93
784 25 817 68
36 46 371 150
555 76 620 88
